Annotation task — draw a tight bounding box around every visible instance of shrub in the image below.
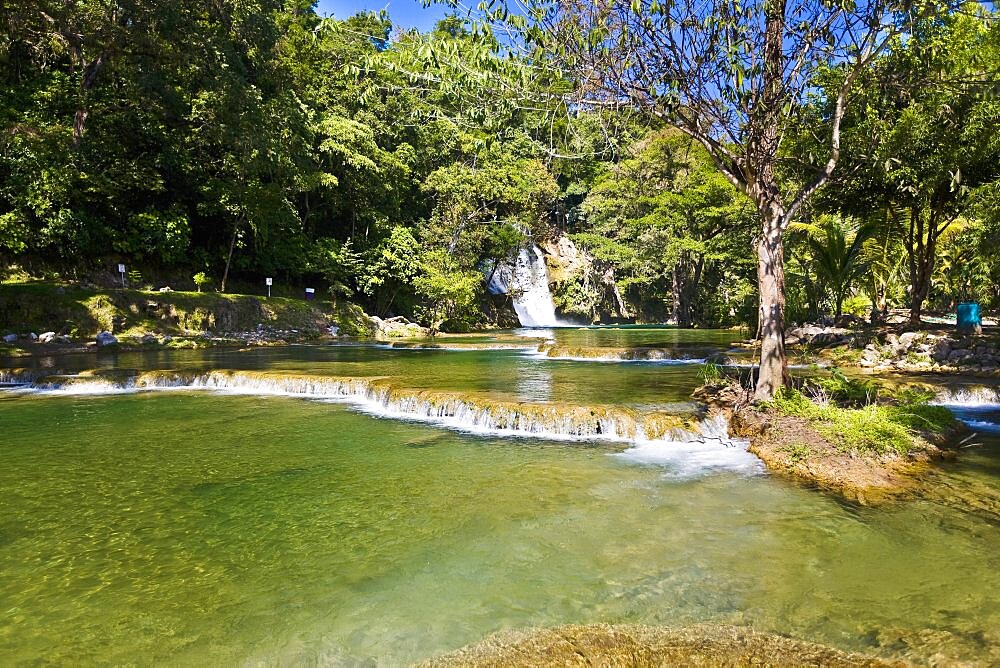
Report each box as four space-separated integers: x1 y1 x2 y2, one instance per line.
697 361 724 384
842 294 872 318
193 272 211 293
809 368 879 405
765 385 957 457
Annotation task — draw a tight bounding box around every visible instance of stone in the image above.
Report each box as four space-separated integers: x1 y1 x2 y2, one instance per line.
2 333 17 343
861 348 881 363
27 332 38 341
141 333 158 345
327 325 341 337
370 315 430 340
811 332 847 346
55 335 71 344
95 331 118 347
55 286 66 295
159 286 174 292
931 340 951 362
835 314 865 328
161 335 173 343
38 332 56 343
898 332 918 347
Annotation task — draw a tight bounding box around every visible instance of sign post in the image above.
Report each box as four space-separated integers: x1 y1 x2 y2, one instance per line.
265 277 272 298
305 287 315 301
118 264 126 289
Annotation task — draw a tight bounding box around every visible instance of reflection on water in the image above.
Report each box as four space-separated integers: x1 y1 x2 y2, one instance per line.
514 364 553 402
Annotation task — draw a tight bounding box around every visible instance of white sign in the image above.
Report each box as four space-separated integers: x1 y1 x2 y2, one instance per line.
305 288 315 294
117 264 126 273
265 277 273 286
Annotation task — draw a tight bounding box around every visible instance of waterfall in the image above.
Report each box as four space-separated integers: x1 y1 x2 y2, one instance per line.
487 245 565 327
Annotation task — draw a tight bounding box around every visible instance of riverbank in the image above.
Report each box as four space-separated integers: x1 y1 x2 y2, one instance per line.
0 282 433 356
697 379 968 505
782 321 1000 377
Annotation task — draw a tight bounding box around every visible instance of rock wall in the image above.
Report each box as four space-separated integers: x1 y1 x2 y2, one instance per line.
540 234 633 324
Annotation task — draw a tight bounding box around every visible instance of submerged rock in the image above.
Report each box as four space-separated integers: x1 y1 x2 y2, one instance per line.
420 624 904 667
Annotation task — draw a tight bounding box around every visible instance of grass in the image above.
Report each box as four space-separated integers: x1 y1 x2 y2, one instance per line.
0 282 375 339
697 361 725 384
780 442 811 464
767 383 957 457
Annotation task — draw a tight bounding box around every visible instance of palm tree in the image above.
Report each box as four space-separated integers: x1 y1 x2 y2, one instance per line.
795 216 878 321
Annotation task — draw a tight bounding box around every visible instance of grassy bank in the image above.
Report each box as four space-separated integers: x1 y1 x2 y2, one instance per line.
0 282 375 350
703 370 964 504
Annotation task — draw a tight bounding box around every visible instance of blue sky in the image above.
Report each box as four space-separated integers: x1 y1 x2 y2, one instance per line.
315 0 450 31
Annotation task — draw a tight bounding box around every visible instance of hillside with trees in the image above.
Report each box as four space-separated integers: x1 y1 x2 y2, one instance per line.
3 2 998 352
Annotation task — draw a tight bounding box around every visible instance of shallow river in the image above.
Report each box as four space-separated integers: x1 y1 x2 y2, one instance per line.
1 328 998 664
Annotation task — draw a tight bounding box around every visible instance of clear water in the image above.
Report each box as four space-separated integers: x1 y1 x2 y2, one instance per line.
1 333 998 665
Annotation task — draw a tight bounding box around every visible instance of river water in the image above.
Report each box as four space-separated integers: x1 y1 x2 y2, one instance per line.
1 328 998 664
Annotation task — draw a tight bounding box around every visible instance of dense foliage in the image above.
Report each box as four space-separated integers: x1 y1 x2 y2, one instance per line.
2 2 997 336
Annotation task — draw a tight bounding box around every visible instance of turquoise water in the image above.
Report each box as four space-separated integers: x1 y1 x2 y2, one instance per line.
1 333 999 664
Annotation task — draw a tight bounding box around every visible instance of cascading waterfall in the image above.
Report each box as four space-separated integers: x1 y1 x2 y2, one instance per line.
487 245 566 327
0 369 758 466
933 385 1000 434
933 386 1000 407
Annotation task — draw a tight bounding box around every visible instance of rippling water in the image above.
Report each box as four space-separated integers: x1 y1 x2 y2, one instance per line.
1 333 998 664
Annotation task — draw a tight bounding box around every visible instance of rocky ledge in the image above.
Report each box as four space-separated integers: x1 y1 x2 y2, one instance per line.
694 384 965 506
785 324 1000 375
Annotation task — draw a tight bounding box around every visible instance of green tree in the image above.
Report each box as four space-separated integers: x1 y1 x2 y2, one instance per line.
580 128 754 326
435 0 955 398
811 4 1000 323
792 216 878 321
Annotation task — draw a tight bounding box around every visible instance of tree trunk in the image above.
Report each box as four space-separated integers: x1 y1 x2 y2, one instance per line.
220 220 240 294
905 207 940 327
752 0 789 401
671 265 682 325
755 209 789 402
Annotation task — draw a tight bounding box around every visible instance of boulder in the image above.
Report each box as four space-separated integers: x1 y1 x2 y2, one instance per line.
96 331 118 347
55 335 71 344
158 286 174 293
812 332 847 346
141 333 158 345
898 332 918 347
2 333 17 343
27 332 38 341
931 340 951 362
38 331 56 343
370 316 430 340
835 314 865 328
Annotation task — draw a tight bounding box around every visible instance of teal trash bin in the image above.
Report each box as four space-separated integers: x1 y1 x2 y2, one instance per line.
957 302 982 335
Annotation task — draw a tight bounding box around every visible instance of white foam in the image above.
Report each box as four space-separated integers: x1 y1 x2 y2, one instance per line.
933 386 1000 407
0 370 765 476
488 246 570 327
961 419 1000 433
